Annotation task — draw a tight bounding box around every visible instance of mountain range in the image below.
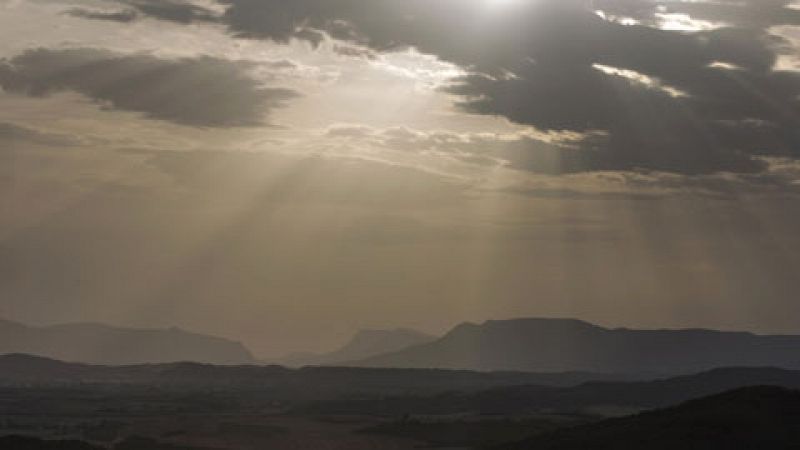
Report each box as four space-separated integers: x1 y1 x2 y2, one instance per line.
352 317 800 374
0 319 254 365
5 316 800 374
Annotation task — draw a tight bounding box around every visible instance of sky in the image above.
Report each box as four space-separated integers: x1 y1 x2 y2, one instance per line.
1 0 800 357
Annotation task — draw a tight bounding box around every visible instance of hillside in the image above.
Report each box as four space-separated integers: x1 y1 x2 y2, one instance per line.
303 366 800 416
505 386 800 449
0 319 254 365
353 318 800 373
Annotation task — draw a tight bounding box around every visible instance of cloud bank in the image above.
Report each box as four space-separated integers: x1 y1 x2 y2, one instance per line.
0 48 298 127
75 0 800 175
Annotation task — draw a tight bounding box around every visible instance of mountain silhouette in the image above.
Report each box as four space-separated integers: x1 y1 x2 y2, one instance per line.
0 319 254 365
276 328 434 367
352 318 800 373
504 386 800 449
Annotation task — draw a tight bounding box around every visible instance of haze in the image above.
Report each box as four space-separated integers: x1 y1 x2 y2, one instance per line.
2 0 800 359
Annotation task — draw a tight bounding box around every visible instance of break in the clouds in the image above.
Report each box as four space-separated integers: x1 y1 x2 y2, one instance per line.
0 47 298 127
86 0 800 176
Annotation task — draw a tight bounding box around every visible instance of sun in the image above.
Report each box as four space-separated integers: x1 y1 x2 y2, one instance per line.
482 0 525 11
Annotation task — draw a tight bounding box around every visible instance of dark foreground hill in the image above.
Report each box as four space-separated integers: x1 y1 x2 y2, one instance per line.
276 328 434 367
0 319 254 365
5 387 800 450
0 435 100 450
0 435 219 450
504 386 800 450
354 318 800 373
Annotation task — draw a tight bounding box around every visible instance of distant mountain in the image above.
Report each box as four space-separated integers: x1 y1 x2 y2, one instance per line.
505 386 800 449
0 319 254 365
277 328 435 367
353 318 800 373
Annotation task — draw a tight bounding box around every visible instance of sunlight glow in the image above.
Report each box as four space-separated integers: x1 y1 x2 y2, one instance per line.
481 0 526 12
592 64 689 98
655 12 722 31
594 10 641 26
486 0 521 5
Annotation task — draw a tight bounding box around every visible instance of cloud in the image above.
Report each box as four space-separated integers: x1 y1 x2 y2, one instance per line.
437 10 799 175
57 0 800 174
324 123 511 168
119 0 218 24
60 1 219 24
0 122 78 147
319 123 800 198
322 123 639 174
217 1 800 174
0 48 299 127
65 8 138 23
584 0 800 30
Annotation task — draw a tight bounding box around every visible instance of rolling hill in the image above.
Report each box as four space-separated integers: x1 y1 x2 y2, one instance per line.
504 386 800 449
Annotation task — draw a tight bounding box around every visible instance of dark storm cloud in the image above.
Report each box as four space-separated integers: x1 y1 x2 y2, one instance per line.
0 48 298 127
447 55 794 175
219 0 800 175
119 0 217 24
62 1 217 24
63 0 800 174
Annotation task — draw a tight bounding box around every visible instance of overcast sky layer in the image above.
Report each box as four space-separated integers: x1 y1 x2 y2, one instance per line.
2 0 800 357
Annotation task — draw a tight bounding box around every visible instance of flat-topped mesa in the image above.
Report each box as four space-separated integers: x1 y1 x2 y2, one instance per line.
351 317 800 374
